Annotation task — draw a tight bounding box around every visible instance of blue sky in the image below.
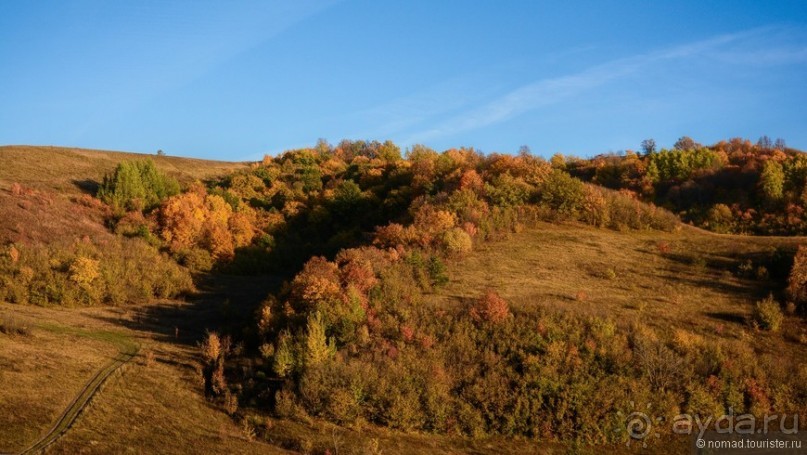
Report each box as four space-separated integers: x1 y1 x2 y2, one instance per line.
1 1 806 161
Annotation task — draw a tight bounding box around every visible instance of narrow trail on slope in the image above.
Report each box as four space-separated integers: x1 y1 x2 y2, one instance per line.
10 341 139 455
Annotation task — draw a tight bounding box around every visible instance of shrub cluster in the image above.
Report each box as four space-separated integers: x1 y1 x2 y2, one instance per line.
581 185 679 231
751 295 784 332
0 239 192 306
158 184 257 264
97 158 180 212
247 253 803 442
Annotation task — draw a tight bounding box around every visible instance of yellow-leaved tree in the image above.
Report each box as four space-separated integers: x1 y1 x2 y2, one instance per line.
159 184 256 262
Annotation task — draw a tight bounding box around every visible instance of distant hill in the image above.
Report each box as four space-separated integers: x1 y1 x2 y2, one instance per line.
0 145 247 194
0 145 246 245
563 137 807 235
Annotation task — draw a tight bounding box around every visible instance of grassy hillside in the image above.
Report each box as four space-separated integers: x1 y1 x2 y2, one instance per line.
0 145 246 194
0 302 288 455
1 142 806 454
435 221 807 387
0 146 246 245
436 222 801 334
10 221 802 454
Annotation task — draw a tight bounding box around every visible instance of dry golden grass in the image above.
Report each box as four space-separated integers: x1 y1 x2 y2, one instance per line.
2 209 806 453
437 222 803 337
0 145 247 194
51 343 286 454
0 301 291 454
0 306 118 452
437 223 807 400
254 417 567 454
0 146 247 245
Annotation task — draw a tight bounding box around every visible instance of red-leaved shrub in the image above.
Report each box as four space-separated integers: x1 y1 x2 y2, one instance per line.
469 290 510 324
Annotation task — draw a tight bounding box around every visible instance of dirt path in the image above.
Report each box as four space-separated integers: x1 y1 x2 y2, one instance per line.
11 340 139 455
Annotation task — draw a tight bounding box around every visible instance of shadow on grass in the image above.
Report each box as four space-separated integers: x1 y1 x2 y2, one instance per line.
662 248 794 284
89 273 284 348
705 311 747 325
71 179 100 195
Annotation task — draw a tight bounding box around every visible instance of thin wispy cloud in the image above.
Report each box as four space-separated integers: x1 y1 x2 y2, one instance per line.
707 47 807 66
403 62 638 144
340 75 503 140
397 27 802 146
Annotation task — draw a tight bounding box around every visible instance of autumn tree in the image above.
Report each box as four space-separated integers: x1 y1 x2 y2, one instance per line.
469 290 510 324
412 205 457 246
705 204 734 233
550 153 566 170
200 331 229 397
159 189 206 253
757 135 773 151
159 185 255 261
408 144 439 193
69 256 100 294
303 311 336 367
441 227 473 256
201 194 236 260
459 169 484 193
290 256 342 311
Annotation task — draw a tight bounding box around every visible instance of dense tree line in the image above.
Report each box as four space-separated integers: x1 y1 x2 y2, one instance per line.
564 136 807 235
96 141 675 280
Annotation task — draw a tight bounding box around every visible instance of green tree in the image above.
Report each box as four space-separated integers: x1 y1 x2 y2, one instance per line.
304 311 335 368
540 169 585 215
97 159 180 211
273 331 296 378
760 160 784 203
484 173 533 207
377 140 402 162
550 153 566 170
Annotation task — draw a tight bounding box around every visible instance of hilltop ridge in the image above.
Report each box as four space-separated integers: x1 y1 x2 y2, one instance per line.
0 145 247 245
0 145 247 193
